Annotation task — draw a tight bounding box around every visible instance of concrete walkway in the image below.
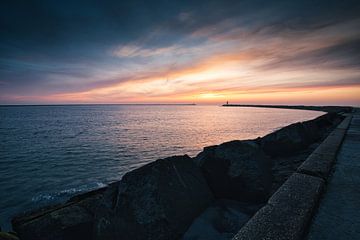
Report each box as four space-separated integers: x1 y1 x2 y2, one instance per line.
307 109 360 239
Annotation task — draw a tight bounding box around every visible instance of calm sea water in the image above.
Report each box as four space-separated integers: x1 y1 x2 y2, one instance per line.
0 105 322 230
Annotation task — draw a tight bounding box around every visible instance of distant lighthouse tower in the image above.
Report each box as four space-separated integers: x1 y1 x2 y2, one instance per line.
226 100 229 105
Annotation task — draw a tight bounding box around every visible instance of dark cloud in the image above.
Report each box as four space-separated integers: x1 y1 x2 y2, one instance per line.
261 38 360 71
2 0 359 52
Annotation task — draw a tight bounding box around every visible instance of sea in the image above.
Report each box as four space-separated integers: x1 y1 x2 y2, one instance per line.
0 105 323 230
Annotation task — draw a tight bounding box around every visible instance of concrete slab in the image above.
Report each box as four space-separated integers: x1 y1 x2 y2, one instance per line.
307 109 360 240
297 116 351 180
297 152 336 179
336 116 352 130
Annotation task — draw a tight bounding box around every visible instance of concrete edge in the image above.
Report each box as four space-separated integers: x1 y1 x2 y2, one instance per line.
232 115 353 240
336 115 353 130
233 173 324 240
297 115 352 180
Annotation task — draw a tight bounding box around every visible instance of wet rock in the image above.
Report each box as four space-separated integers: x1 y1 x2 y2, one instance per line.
94 155 213 240
12 187 107 240
194 140 272 203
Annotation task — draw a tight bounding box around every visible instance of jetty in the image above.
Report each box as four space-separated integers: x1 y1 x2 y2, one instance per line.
222 103 352 114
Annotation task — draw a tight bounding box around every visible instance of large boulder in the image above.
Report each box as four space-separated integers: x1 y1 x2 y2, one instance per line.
194 140 272 203
260 122 310 157
94 155 213 240
12 186 108 240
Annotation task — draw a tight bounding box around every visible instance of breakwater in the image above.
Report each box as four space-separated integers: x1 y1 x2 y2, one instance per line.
222 104 353 114
233 114 352 240
7 108 349 240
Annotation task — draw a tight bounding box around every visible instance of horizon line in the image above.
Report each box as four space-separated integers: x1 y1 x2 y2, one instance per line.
0 103 200 107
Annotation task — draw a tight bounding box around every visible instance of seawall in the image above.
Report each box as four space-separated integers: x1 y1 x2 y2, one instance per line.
7 107 351 240
232 114 353 240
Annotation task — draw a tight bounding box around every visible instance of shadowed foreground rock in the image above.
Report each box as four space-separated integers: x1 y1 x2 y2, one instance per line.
0 231 19 240
12 155 213 240
194 140 272 203
183 199 262 240
94 155 213 240
12 187 108 240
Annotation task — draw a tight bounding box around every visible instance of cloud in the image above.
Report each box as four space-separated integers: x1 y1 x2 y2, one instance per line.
112 44 183 58
260 37 360 71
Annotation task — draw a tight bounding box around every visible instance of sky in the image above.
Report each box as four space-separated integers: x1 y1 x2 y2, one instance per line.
1 0 360 105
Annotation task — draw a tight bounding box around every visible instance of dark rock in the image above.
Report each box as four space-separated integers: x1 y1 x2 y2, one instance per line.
0 232 19 240
12 187 107 240
94 155 213 240
182 199 262 240
194 140 272 203
13 204 93 240
313 112 342 129
260 113 343 157
270 147 317 194
261 122 313 157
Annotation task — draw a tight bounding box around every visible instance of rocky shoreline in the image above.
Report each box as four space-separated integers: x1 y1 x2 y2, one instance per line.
4 109 348 240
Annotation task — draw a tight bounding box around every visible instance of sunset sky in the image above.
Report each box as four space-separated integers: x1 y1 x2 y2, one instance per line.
1 0 360 105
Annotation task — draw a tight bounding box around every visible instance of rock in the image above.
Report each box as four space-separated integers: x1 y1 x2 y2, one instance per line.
313 112 342 129
12 186 108 240
183 199 262 240
260 113 343 157
94 155 213 240
0 232 19 240
260 122 312 157
194 140 272 203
